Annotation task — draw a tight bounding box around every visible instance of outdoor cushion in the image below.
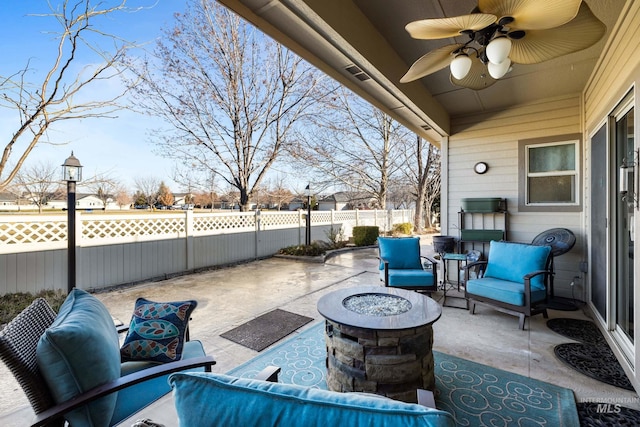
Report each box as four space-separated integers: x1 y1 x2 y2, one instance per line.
110 340 207 425
170 372 455 427
483 241 551 289
120 298 197 363
382 269 435 288
378 237 423 270
466 277 547 306
36 289 121 427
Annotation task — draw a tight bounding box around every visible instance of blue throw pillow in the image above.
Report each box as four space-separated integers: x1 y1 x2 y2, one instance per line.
169 372 455 427
120 298 197 363
483 241 551 289
36 289 121 427
378 237 423 270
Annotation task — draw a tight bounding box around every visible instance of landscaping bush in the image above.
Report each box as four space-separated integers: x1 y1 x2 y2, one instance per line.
352 226 379 246
325 226 347 249
0 289 67 326
392 222 413 235
278 242 327 256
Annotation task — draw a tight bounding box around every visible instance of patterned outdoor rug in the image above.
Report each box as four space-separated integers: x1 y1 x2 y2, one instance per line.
548 318 634 391
228 321 580 426
220 309 313 352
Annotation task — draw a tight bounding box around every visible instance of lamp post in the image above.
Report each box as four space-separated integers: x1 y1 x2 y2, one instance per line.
62 152 83 293
305 184 311 246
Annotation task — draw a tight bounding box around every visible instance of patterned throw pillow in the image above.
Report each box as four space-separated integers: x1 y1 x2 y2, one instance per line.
120 298 197 363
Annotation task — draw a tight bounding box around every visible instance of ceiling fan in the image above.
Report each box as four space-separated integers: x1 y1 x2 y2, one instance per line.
400 0 606 90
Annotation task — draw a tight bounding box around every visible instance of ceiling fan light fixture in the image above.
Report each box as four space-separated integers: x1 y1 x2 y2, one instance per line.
487 57 511 79
486 36 512 64
450 54 472 80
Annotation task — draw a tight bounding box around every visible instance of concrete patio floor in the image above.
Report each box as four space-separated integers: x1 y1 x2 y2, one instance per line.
1 239 639 425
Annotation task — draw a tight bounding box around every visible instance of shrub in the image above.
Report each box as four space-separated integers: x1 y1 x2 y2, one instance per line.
352 226 379 246
392 222 413 235
0 289 67 326
278 242 326 256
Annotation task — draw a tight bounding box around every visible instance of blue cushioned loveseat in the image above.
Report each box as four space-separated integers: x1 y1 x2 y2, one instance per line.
170 371 455 427
0 289 215 427
464 240 553 330
378 237 438 293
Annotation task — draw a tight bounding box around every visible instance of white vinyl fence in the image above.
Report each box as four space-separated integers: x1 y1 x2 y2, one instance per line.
0 209 413 295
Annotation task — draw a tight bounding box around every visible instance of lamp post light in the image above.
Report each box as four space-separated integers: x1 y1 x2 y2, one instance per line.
62 152 83 293
305 184 311 246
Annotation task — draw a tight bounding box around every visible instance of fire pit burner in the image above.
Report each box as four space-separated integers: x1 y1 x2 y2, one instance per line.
343 293 411 316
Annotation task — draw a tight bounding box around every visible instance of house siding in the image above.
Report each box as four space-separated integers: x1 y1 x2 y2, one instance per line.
447 95 584 301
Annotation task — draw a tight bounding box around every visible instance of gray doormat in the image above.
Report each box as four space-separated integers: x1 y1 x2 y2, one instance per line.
220 309 313 351
577 402 640 426
554 343 634 391
547 318 606 345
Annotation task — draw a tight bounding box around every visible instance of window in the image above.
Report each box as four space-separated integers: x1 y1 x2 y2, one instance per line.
518 134 582 212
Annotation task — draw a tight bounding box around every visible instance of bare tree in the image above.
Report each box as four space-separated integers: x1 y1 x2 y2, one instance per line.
14 161 60 213
114 186 131 209
400 135 441 232
263 176 294 210
125 0 329 211
85 173 122 210
290 88 408 209
134 176 160 208
0 0 133 192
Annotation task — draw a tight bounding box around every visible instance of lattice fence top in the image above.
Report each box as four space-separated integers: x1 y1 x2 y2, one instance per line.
0 219 67 244
192 212 256 234
0 209 413 254
83 216 185 240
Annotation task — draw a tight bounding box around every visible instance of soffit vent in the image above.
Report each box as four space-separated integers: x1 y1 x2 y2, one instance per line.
345 64 371 82
421 124 432 131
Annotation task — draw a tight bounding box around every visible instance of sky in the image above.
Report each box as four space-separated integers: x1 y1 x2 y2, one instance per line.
0 1 194 192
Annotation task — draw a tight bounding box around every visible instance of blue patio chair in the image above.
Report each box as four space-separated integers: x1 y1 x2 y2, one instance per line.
378 237 438 293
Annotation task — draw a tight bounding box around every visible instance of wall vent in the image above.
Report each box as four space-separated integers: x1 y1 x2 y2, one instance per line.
345 64 371 82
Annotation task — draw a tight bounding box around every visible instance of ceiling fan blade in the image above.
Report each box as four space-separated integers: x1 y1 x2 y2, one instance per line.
400 44 462 83
509 2 606 64
479 0 581 30
450 57 497 90
406 14 496 40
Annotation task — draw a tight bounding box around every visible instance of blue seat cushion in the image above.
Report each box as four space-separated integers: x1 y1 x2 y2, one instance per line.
36 289 121 427
483 241 551 290
380 269 435 288
378 237 423 270
110 340 207 425
169 372 455 427
467 277 547 306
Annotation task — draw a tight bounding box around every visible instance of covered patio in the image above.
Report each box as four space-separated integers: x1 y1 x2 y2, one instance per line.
1 242 636 425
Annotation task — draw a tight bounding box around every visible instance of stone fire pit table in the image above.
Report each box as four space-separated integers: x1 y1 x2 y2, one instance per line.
317 285 442 403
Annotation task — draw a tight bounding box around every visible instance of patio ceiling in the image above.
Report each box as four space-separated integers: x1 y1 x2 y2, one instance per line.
218 0 624 145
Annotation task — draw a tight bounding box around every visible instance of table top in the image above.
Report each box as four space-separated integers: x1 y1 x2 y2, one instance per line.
443 253 468 261
317 286 441 330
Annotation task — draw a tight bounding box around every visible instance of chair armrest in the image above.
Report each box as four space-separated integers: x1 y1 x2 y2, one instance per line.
254 365 281 382
380 257 390 286
116 324 129 334
523 270 553 280
31 356 216 427
463 260 488 281
419 255 437 266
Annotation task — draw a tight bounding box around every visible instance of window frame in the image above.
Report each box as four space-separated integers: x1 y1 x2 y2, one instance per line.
518 134 582 212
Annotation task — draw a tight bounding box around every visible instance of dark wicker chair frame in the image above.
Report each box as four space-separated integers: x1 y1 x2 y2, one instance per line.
463 257 553 330
0 298 216 427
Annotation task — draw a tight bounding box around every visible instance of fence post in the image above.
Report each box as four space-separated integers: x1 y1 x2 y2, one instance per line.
185 210 195 270
255 209 261 259
356 209 360 226
299 210 304 245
